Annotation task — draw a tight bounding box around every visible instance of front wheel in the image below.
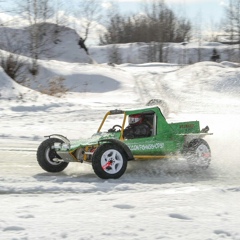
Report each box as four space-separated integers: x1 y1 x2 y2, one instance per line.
186 139 211 170
37 138 69 172
92 143 128 179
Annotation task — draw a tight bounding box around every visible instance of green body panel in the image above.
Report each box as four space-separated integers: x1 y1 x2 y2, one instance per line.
62 106 202 158
123 137 167 155
69 132 121 151
170 121 200 134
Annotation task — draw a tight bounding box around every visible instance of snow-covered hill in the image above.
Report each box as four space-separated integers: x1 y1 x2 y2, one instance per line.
0 24 89 63
1 23 240 65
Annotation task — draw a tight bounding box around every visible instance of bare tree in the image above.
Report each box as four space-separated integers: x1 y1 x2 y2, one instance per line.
107 44 122 64
193 11 203 63
0 25 27 82
0 51 26 82
75 0 102 41
224 0 239 41
100 0 191 62
51 0 69 44
223 0 240 60
14 0 54 74
145 0 190 62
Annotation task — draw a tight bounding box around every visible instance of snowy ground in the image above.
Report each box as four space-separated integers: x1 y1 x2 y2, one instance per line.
0 61 240 240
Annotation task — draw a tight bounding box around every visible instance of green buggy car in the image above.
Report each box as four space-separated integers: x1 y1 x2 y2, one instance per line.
37 106 212 179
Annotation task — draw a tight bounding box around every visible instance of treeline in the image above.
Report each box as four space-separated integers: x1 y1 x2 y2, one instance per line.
100 1 191 45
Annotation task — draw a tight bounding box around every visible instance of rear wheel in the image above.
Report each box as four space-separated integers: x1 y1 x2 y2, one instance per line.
186 139 211 170
92 143 128 179
37 138 69 172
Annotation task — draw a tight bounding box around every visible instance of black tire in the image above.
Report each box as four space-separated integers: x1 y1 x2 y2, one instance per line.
37 138 69 172
186 139 211 170
92 143 128 179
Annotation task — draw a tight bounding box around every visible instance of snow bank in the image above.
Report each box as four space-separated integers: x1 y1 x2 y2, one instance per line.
221 61 240 68
22 60 139 104
166 61 240 95
0 67 31 99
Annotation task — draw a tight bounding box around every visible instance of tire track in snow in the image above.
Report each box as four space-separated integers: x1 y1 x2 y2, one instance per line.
133 72 177 111
0 148 36 152
133 73 151 104
133 72 168 104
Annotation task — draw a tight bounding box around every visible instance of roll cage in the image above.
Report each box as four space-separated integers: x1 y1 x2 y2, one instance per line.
97 108 157 140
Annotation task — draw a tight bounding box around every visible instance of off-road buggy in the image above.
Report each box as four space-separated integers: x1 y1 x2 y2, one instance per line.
37 106 212 179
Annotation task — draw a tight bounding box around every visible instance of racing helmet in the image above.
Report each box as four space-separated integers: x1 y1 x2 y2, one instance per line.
128 114 143 125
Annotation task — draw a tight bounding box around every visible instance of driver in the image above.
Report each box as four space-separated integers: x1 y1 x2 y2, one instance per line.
123 114 152 139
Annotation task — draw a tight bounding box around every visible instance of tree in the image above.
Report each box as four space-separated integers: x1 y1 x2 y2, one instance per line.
0 25 27 82
14 0 69 74
193 11 203 63
0 51 26 82
99 13 125 44
74 0 102 42
51 0 69 44
99 1 191 42
100 0 191 62
107 44 122 64
223 0 240 60
14 0 54 74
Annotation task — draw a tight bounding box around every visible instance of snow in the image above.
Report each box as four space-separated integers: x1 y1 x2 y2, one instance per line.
1 31 240 239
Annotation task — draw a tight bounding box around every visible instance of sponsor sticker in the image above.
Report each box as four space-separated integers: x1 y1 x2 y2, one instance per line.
128 142 164 151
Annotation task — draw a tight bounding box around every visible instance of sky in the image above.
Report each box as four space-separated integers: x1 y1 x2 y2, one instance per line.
115 0 225 23
0 0 226 23
65 0 226 24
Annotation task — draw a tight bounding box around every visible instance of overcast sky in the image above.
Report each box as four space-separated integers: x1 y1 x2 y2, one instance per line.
114 0 225 22
0 0 226 25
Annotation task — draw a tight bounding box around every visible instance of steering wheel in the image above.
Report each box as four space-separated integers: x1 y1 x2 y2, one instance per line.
108 125 122 132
